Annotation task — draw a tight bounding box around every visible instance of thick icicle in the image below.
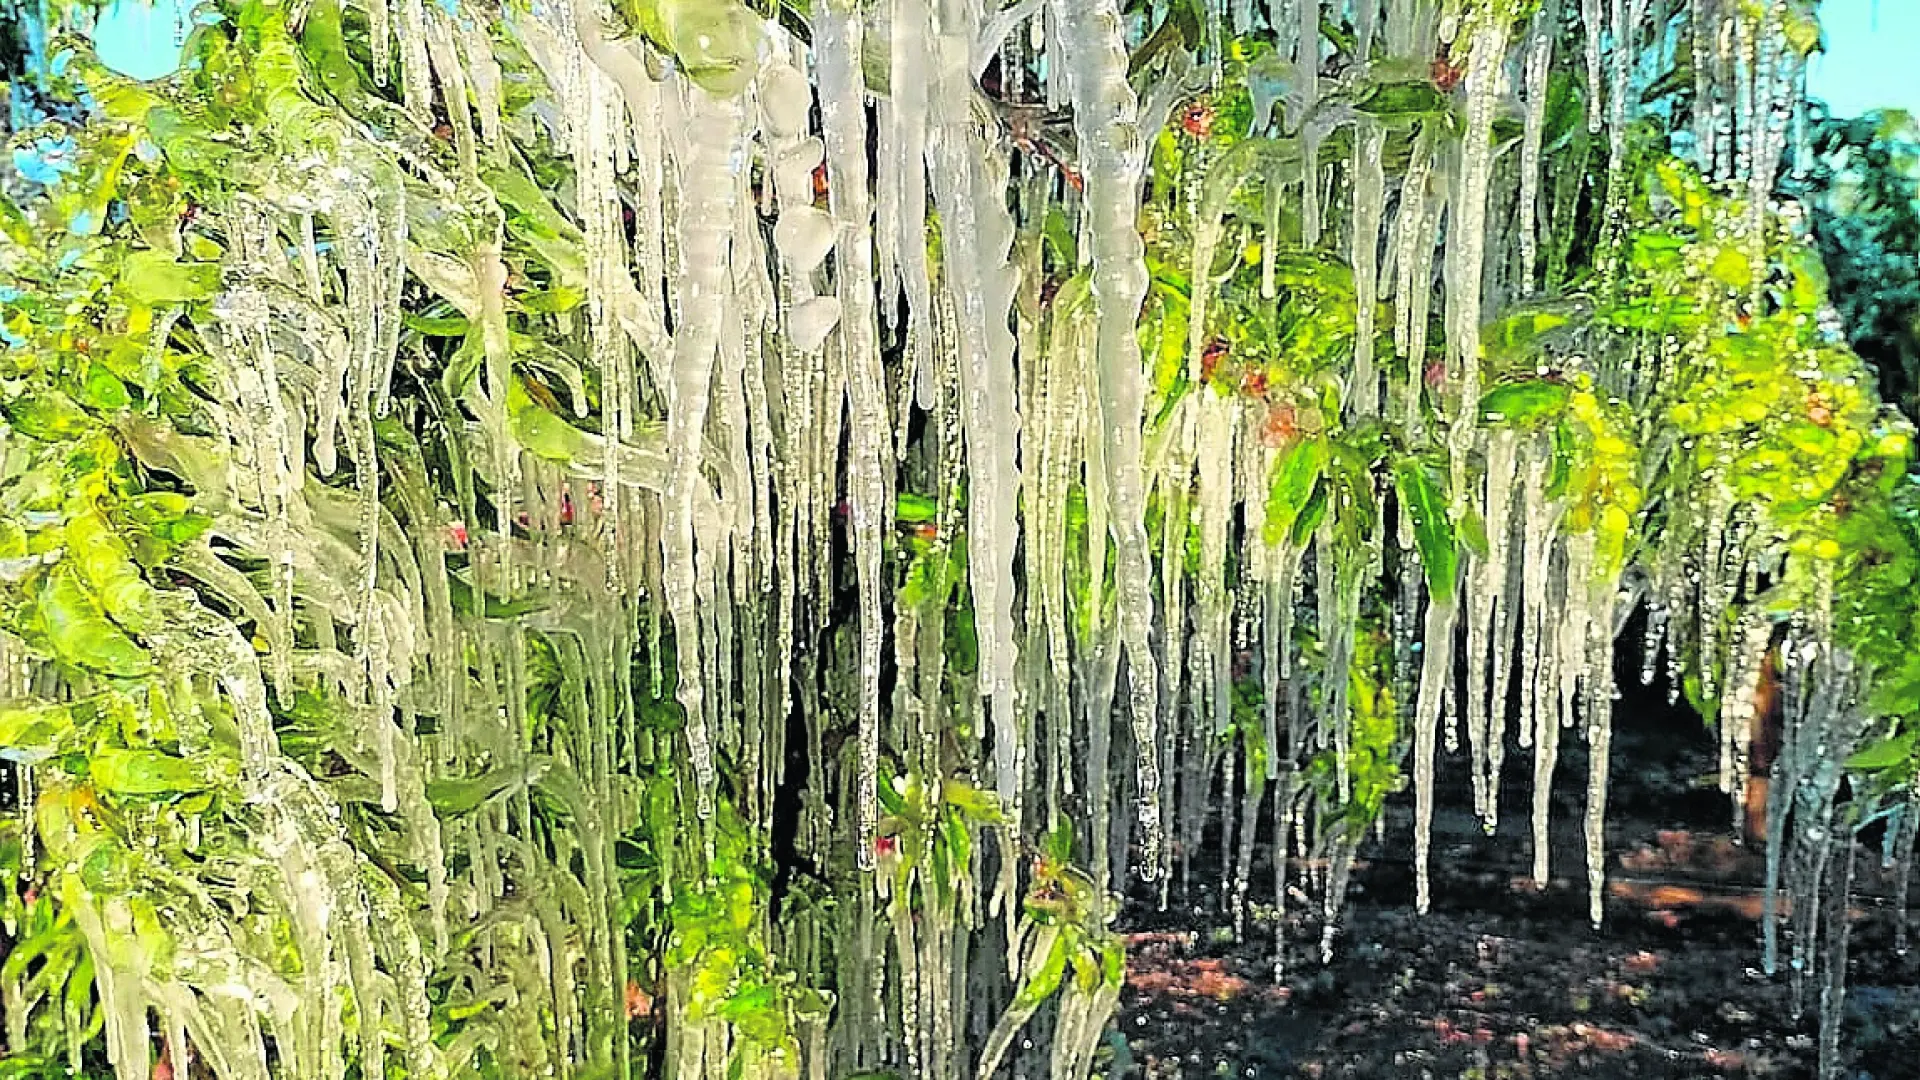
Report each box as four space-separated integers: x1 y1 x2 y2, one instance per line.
661 81 745 817
1443 16 1511 415
1048 0 1165 869
927 0 1025 831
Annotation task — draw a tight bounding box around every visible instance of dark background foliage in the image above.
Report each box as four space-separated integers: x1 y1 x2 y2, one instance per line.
1800 107 1920 423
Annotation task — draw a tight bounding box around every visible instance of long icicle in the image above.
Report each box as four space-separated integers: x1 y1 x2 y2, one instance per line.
1049 0 1165 871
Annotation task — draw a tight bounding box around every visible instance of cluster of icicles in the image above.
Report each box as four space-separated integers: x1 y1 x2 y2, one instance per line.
2 1 1902 1079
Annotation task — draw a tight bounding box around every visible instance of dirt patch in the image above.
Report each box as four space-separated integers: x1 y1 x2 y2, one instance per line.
1111 717 1919 1079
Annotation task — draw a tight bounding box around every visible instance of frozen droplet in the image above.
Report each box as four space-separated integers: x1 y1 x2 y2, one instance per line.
761 64 813 137
775 137 826 201
789 296 842 351
774 205 836 271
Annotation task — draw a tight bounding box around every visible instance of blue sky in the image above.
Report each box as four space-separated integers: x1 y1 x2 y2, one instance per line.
1807 0 1920 118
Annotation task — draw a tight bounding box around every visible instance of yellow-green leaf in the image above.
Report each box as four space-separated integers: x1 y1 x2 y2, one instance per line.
122 250 219 305
36 567 152 677
89 747 206 795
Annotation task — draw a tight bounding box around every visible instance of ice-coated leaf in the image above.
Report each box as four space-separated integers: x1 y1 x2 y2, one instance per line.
89 747 209 795
121 250 219 305
1394 456 1456 604
1264 436 1328 546
1478 379 1572 426
35 567 152 677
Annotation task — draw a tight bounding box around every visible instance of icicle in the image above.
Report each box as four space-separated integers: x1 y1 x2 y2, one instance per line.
1581 0 1604 134
1349 120 1385 417
367 0 394 88
1412 596 1454 914
1194 395 1237 734
1295 0 1320 246
1817 831 1857 1080
1465 430 1517 829
1048 0 1165 871
1597 0 1636 287
660 81 744 819
1517 447 1560 887
1517 1 1556 294
1718 613 1773 827
816 5 894 873
1443 16 1510 414
1581 633 1614 927
1392 128 1437 431
890 0 939 401
928 7 1024 835
1352 0 1378 58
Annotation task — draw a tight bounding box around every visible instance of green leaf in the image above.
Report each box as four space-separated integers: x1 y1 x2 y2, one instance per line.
443 332 484 400
1352 79 1450 119
65 509 157 631
426 764 537 814
897 552 939 608
941 779 1000 823
875 765 908 815
299 0 365 104
1639 59 1695 105
35 567 152 677
1289 477 1329 546
1045 819 1073 862
946 602 979 676
446 574 547 619
1042 206 1077 266
1457 507 1490 559
0 702 75 761
507 377 595 462
2 393 94 441
75 362 132 410
122 250 220 305
1011 933 1070 1009
1780 5 1821 58
943 812 972 872
403 314 471 337
1394 457 1457 604
1482 302 1586 363
896 492 938 524
520 287 585 313
89 747 207 795
1706 246 1752 289
1264 437 1329 545
659 0 761 96
1844 732 1916 772
1478 379 1572 427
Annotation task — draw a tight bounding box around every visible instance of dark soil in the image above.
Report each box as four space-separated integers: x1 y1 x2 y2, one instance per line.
1111 693 1920 1080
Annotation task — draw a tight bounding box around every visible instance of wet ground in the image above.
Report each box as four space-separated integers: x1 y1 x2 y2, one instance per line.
1111 714 1920 1080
